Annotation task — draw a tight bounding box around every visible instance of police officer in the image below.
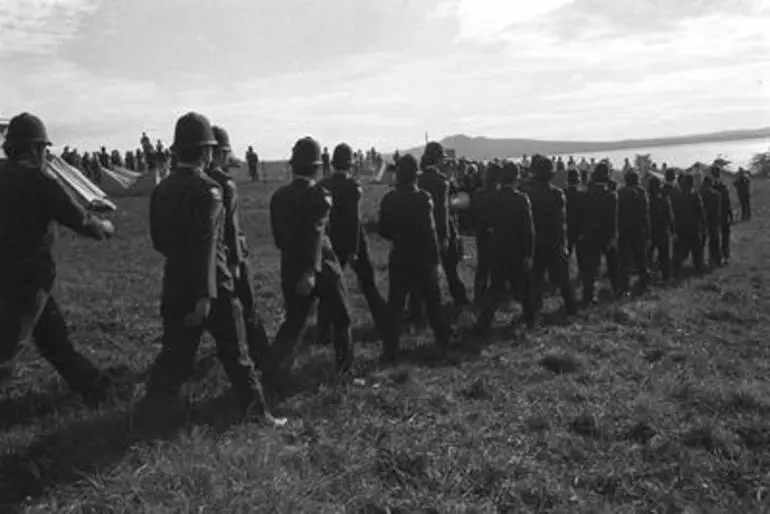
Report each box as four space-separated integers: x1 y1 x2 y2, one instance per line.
418 141 471 312
672 173 706 275
321 146 331 177
379 154 450 360
138 112 281 428
699 175 723 268
733 169 751 221
473 158 536 333
577 162 621 305
207 125 272 370
565 168 584 259
617 169 651 293
0 112 116 401
469 161 501 307
710 166 733 265
267 137 353 389
647 176 676 282
317 142 388 345
527 154 577 316
246 146 259 183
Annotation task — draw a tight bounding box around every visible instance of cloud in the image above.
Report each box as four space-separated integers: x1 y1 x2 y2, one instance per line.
0 0 99 55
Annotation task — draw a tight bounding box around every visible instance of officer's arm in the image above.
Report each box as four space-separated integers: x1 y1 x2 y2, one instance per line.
608 192 619 241
149 187 165 255
191 187 223 302
297 188 331 274
556 190 568 247
222 179 245 266
522 196 536 261
39 171 109 240
422 196 442 265
436 182 450 242
643 190 651 237
269 191 285 251
378 194 393 241
348 183 363 256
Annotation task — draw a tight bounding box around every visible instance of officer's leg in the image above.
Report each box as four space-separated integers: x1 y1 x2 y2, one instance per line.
690 235 705 272
316 271 354 374
531 246 547 311
721 222 731 263
142 321 204 406
351 231 388 337
236 261 271 367
475 261 506 333
419 266 450 346
0 291 27 383
206 295 270 412
441 247 470 308
578 240 599 304
549 246 577 313
384 264 411 359
618 236 632 293
658 236 672 282
32 295 111 398
708 227 722 267
473 238 490 308
633 237 650 290
673 235 686 276
604 243 622 295
266 286 316 385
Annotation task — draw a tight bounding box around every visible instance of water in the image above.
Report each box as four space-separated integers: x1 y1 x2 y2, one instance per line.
554 138 769 171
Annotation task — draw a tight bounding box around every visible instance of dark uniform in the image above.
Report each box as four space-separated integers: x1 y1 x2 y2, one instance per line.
469 162 501 307
140 113 273 424
711 167 733 264
577 163 621 304
617 170 651 293
379 154 450 359
0 113 115 400
246 146 259 182
317 143 387 344
564 169 584 259
474 162 536 332
267 137 353 386
321 147 331 177
699 176 723 268
647 177 675 281
672 174 706 274
208 126 271 369
526 155 577 315
733 171 751 221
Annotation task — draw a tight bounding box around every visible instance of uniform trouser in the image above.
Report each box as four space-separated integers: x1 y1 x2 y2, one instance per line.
406 242 469 325
577 239 621 301
650 234 673 280
248 165 258 182
705 225 722 266
674 232 704 272
619 233 650 291
144 294 267 412
721 222 731 261
0 286 105 394
473 236 492 307
317 233 388 343
385 263 449 356
739 195 751 220
532 244 576 313
267 270 352 383
476 259 535 330
234 260 271 369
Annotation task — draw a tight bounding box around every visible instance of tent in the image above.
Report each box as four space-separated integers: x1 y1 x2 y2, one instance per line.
98 165 160 197
48 155 116 211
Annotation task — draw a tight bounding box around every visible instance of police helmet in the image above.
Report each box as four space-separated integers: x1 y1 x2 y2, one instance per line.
331 143 353 169
290 136 322 174
4 112 52 147
397 154 419 184
212 125 232 151
172 112 217 150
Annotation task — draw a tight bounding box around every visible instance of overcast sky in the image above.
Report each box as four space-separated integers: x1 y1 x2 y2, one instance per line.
2 0 769 158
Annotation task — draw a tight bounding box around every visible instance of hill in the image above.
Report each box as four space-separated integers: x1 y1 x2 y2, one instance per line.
1 177 769 511
400 127 770 160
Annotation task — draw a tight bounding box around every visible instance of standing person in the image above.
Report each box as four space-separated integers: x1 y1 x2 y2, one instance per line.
672 174 706 276
710 166 733 265
321 147 331 177
617 169 651 294
577 162 622 305
526 154 577 316
208 125 272 370
469 161 501 308
266 137 353 390
137 112 282 428
647 176 676 283
378 154 451 361
733 169 751 221
317 142 388 345
246 146 259 183
0 113 116 401
699 175 723 268
472 159 536 334
564 168 584 260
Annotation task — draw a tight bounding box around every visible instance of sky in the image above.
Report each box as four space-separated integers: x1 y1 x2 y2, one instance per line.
1 0 769 159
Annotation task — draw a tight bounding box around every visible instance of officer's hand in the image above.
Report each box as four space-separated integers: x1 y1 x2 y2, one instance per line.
230 264 241 280
100 219 115 239
296 271 316 296
185 298 211 327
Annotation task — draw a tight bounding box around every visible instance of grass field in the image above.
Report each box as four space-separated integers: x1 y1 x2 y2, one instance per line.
1 174 769 513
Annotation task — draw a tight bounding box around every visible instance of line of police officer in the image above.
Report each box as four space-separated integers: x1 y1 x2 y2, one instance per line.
0 111 737 430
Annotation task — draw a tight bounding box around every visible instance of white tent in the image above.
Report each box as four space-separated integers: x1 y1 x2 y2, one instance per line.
48 156 116 211
98 165 160 197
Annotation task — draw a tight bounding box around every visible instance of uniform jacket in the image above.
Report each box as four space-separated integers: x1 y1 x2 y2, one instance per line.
526 181 568 248
672 190 707 236
378 184 441 270
483 185 535 261
713 181 733 224
318 172 363 261
580 182 618 244
206 165 246 267
617 184 651 238
0 159 109 292
564 185 585 247
699 185 723 228
150 166 228 318
649 192 675 241
417 167 451 244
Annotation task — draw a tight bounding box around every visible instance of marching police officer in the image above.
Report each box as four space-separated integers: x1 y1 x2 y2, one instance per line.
647 176 676 282
672 173 706 275
617 169 651 293
0 112 116 401
138 112 281 428
267 137 353 389
473 160 536 334
246 146 259 183
379 154 451 361
699 175 723 268
317 142 388 345
207 125 272 370
710 166 733 265
577 162 622 305
527 154 577 316
469 161 501 307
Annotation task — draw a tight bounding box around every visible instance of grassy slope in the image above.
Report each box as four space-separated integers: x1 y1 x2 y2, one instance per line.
1 177 769 513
